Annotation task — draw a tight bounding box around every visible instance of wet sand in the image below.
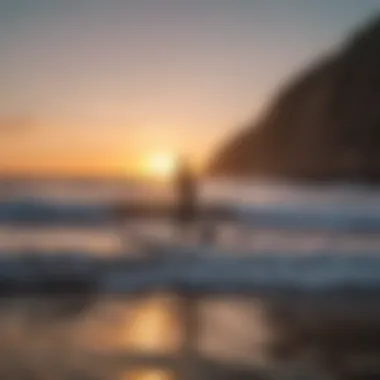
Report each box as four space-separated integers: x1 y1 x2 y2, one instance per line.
0 293 379 379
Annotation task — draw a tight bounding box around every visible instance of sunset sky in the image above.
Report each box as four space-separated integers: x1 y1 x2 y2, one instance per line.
1 0 379 176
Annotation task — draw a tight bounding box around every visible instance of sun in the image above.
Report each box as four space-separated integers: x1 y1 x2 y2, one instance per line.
144 153 177 178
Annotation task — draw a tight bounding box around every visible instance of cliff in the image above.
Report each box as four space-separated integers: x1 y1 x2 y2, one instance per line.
209 16 380 182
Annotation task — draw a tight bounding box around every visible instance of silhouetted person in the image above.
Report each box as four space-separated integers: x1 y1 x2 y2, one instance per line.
174 156 198 239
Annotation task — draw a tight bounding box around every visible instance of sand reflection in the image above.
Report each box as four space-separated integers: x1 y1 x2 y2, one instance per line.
125 295 180 353
123 369 174 380
123 295 179 380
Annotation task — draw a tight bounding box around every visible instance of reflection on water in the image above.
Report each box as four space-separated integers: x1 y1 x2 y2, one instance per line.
0 296 181 379
124 369 174 380
0 293 379 379
198 297 274 366
124 295 179 380
126 295 180 353
0 295 275 378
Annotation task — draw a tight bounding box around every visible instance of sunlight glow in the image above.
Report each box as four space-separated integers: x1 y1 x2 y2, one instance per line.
143 153 177 178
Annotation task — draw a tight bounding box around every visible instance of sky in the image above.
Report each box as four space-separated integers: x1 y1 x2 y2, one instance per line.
0 0 379 176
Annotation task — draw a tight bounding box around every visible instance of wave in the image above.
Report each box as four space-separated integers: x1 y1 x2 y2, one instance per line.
1 250 380 295
0 199 115 226
233 203 380 231
2 197 380 232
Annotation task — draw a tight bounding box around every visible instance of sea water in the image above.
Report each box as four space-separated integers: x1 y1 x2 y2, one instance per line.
1 177 380 379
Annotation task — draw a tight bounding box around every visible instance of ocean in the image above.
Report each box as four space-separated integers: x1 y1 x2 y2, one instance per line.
1 177 380 379
2 177 380 254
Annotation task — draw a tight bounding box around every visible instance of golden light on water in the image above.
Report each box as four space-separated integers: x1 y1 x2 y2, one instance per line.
126 297 179 352
124 369 174 380
123 297 179 380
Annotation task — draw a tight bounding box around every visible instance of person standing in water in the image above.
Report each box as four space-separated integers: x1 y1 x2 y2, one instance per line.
174 156 198 239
